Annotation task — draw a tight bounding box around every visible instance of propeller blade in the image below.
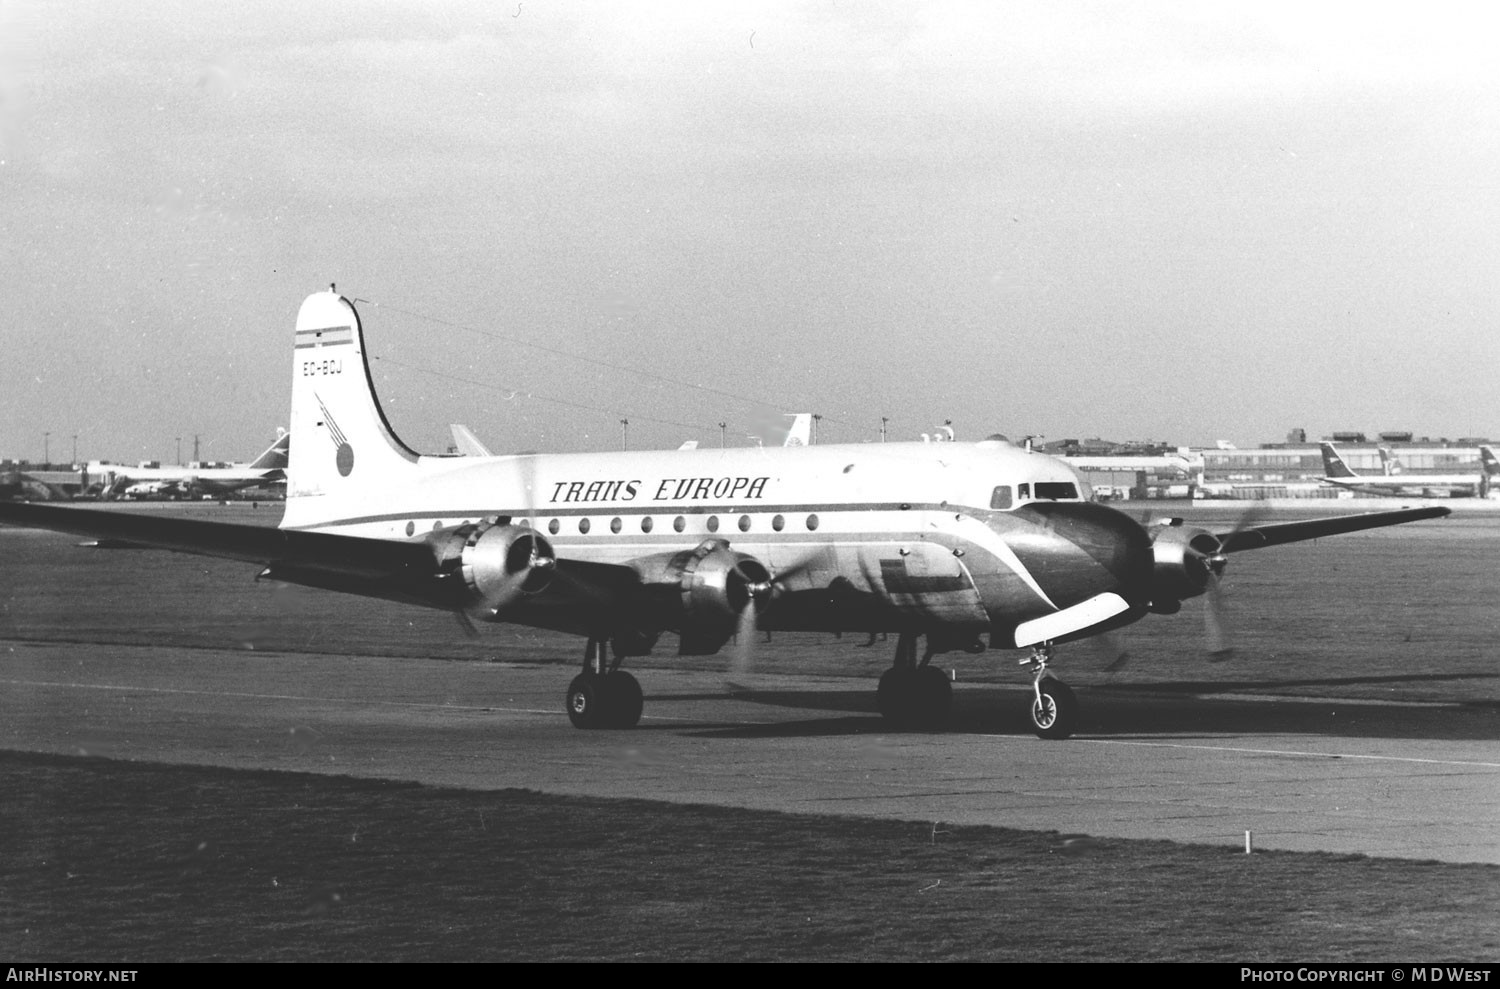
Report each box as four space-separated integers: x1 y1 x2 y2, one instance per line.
1203 574 1234 660
1199 502 1263 659
726 597 759 697
1098 631 1131 672
1084 631 1131 672
516 451 540 531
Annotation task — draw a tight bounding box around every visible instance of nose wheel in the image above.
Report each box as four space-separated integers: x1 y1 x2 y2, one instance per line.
1023 645 1077 740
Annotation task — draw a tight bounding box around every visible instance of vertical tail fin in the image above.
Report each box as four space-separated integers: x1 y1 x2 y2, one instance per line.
1377 447 1403 476
1319 442 1360 479
286 289 420 507
1480 445 1500 476
246 430 291 470
783 413 812 447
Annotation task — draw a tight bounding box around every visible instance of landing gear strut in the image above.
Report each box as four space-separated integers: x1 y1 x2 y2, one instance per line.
566 637 643 729
1022 644 1076 740
876 631 953 729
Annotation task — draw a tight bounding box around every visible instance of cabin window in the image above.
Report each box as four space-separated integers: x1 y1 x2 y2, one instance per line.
673 516 686 533
1033 482 1079 500
641 516 654 533
610 517 622 534
738 514 751 532
405 521 415 536
706 516 720 533
548 519 560 535
806 514 820 531
578 518 591 534
1017 483 1030 499
989 486 1012 510
772 514 785 532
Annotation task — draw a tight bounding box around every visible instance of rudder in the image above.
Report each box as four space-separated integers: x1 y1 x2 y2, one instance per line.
287 289 420 503
1319 443 1359 479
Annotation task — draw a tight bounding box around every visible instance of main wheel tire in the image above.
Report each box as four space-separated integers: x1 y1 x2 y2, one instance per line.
876 667 916 725
603 671 643 728
566 672 609 729
911 665 953 730
1029 678 1077 740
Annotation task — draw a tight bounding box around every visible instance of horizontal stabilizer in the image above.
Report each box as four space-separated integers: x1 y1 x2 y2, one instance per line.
449 424 493 457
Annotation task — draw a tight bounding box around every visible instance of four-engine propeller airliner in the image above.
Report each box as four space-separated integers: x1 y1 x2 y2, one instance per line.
1320 441 1496 498
0 290 1452 739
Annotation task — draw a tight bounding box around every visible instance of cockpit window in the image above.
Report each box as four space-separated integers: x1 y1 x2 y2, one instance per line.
992 480 1082 510
1033 481 1079 500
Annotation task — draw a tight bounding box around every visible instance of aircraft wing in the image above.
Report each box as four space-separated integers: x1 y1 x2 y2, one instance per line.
1215 506 1449 553
0 502 634 623
0 502 434 578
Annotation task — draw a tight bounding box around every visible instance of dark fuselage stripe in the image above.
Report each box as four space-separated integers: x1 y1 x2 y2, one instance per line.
283 501 1012 530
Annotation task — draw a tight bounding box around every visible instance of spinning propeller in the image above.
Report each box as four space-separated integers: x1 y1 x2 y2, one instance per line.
724 554 814 691
1103 503 1270 669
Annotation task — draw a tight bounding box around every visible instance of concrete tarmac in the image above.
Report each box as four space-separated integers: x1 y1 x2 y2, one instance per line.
4 638 1497 865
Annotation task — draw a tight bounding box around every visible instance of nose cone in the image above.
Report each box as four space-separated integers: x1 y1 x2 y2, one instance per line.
1009 502 1154 608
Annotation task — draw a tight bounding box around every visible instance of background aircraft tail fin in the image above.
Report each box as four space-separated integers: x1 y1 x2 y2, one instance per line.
1377 446 1403 476
1481 445 1500 476
247 430 291 470
1319 442 1360 479
286 289 420 503
783 413 812 447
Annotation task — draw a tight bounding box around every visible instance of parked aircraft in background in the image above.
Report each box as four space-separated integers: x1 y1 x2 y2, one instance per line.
0 290 1449 740
1319 442 1496 498
0 470 73 502
1060 449 1200 475
88 431 289 499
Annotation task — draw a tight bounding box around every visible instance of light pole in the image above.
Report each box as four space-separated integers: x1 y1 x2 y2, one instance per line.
620 419 629 451
72 433 78 466
811 414 822 446
880 417 889 443
43 431 50 467
719 422 727 448
176 436 182 465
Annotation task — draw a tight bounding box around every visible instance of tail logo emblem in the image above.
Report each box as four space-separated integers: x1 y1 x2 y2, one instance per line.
316 394 355 477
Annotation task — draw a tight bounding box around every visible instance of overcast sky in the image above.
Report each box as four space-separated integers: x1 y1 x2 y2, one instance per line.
3 1 1498 463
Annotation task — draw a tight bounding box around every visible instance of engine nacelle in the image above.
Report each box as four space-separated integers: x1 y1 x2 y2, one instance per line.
430 521 557 618
1147 521 1223 611
630 539 773 653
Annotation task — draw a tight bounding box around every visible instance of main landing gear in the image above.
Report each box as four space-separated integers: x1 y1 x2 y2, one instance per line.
874 635 1079 739
1023 644 1077 740
566 637 643 729
876 631 953 730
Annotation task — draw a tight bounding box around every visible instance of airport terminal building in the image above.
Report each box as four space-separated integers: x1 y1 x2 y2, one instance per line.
1054 429 1496 501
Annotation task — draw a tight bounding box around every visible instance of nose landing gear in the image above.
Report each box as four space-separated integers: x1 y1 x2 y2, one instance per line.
1022 644 1077 740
